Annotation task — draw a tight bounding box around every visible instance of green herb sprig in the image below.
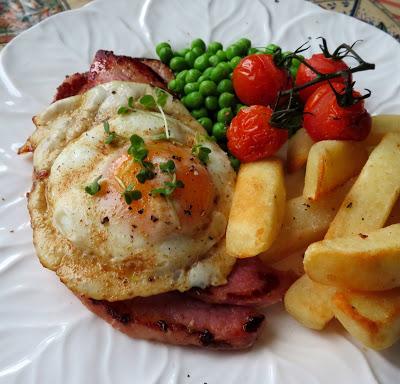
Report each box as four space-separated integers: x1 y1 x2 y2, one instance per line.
118 96 135 115
192 144 212 165
123 184 142 204
151 178 184 197
139 88 170 139
151 160 184 197
85 175 102 195
103 121 119 144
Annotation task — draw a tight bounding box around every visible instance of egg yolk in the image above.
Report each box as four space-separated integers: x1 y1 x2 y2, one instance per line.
106 141 217 235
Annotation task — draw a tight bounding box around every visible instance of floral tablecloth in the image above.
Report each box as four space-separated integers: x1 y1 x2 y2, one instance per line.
0 0 399 48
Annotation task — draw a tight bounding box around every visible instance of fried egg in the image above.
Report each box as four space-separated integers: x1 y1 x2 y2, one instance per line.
27 82 236 301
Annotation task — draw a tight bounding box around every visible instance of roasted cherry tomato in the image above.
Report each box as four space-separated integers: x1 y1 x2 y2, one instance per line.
227 105 288 162
295 53 350 103
303 82 371 142
232 54 291 107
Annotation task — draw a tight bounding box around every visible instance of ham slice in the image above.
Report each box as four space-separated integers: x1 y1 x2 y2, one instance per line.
54 50 172 101
80 292 265 350
78 257 292 349
189 258 295 307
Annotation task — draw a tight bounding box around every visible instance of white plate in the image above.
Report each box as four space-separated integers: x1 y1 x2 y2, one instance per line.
0 0 399 383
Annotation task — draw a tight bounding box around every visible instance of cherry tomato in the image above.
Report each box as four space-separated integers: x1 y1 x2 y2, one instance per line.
227 105 288 162
295 53 350 103
232 54 291 107
303 82 371 142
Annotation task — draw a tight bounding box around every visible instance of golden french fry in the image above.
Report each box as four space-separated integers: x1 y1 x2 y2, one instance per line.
385 197 400 226
305 224 400 291
226 159 286 258
364 115 400 147
325 133 400 239
259 180 352 264
332 289 400 350
284 274 336 330
303 140 368 201
285 167 305 200
287 128 314 173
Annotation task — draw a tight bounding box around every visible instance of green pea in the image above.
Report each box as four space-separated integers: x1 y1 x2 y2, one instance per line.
208 41 223 54
191 38 206 52
197 75 207 83
184 82 200 95
228 155 240 171
265 43 280 55
210 66 225 83
247 47 259 55
158 46 173 64
191 108 208 119
216 50 227 61
229 72 233 79
236 38 251 52
176 70 188 82
185 69 202 83
209 66 225 83
205 96 218 111
177 48 190 57
212 122 227 141
219 92 235 108
170 57 187 72
167 78 184 93
217 107 233 124
208 55 221 67
156 42 171 56
194 54 210 71
226 44 242 60
199 80 217 96
191 46 204 59
203 67 213 78
230 56 241 70
216 62 231 77
217 79 233 93
234 103 246 114
185 51 197 67
198 117 213 133
183 91 204 109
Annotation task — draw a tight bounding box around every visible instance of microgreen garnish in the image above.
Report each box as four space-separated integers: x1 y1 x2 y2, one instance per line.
136 161 156 183
118 97 135 115
159 159 176 174
85 175 102 196
139 95 157 109
151 178 184 197
155 88 168 107
128 134 148 162
192 144 212 165
122 184 142 204
127 134 157 184
151 160 182 197
103 121 119 144
139 88 170 139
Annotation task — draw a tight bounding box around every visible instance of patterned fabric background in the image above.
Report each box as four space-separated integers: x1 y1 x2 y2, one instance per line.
0 0 399 48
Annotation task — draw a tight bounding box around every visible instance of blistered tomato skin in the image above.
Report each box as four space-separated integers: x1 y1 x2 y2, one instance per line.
227 105 288 162
303 83 372 142
295 53 350 103
232 54 291 107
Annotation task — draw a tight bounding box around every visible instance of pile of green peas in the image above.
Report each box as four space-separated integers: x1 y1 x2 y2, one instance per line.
155 38 301 144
